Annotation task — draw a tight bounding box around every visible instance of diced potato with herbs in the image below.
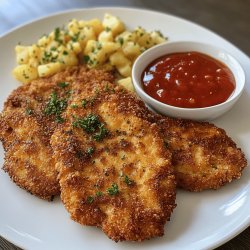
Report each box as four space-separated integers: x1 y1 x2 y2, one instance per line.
115 31 136 46
61 52 78 66
102 13 125 36
37 35 52 47
13 64 38 83
134 27 154 49
28 57 40 68
67 19 81 35
98 29 113 42
84 40 97 54
117 64 132 78
86 19 104 35
49 28 69 44
84 41 119 67
27 45 42 67
28 44 41 58
109 51 132 77
78 19 104 36
78 26 96 49
117 77 134 92
97 63 114 71
15 46 30 64
122 41 141 61
13 13 167 83
67 41 82 54
38 62 65 77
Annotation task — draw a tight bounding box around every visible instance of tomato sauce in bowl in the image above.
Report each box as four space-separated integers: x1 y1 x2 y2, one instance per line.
141 52 235 108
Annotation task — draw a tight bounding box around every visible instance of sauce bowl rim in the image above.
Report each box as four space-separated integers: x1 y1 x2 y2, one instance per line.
132 41 245 112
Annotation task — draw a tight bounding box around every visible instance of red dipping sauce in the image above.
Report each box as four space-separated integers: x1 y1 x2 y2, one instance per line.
142 52 236 108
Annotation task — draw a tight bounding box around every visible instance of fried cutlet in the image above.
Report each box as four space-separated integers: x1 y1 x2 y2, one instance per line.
0 66 114 200
155 116 247 191
51 80 176 241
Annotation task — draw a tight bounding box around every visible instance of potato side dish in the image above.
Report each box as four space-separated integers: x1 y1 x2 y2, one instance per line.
13 13 166 90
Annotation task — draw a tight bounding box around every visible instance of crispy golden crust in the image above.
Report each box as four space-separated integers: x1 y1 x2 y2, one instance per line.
0 112 59 200
51 81 176 241
155 116 247 191
0 66 113 200
0 80 60 200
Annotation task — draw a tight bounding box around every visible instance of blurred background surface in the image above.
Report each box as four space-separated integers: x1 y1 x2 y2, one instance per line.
0 1 249 249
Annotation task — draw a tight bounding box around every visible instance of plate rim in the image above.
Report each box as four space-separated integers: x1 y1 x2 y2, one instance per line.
0 6 249 250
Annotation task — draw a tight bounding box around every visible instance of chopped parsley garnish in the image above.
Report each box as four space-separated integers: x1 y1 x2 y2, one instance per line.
51 55 58 62
71 104 78 109
55 116 65 123
124 175 133 185
86 147 94 156
96 42 102 50
81 99 87 108
22 70 29 79
96 191 103 197
104 84 115 93
57 82 69 88
86 196 94 204
92 124 108 142
107 183 119 196
73 114 100 133
163 140 169 148
155 30 164 38
71 32 80 42
72 114 109 141
104 84 110 92
88 58 96 66
25 108 33 115
105 27 111 32
118 37 124 45
44 92 67 123
54 27 60 39
83 55 90 63
42 50 59 63
63 50 68 55
54 27 62 43
66 90 72 98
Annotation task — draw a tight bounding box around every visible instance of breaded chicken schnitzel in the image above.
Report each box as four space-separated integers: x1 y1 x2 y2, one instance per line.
0 62 246 245
51 80 176 241
0 66 114 200
155 116 247 191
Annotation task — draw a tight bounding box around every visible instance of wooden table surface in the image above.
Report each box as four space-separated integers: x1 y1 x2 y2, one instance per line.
0 0 249 249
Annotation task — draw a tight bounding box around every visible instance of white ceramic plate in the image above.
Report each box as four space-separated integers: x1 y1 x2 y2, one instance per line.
0 7 249 250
